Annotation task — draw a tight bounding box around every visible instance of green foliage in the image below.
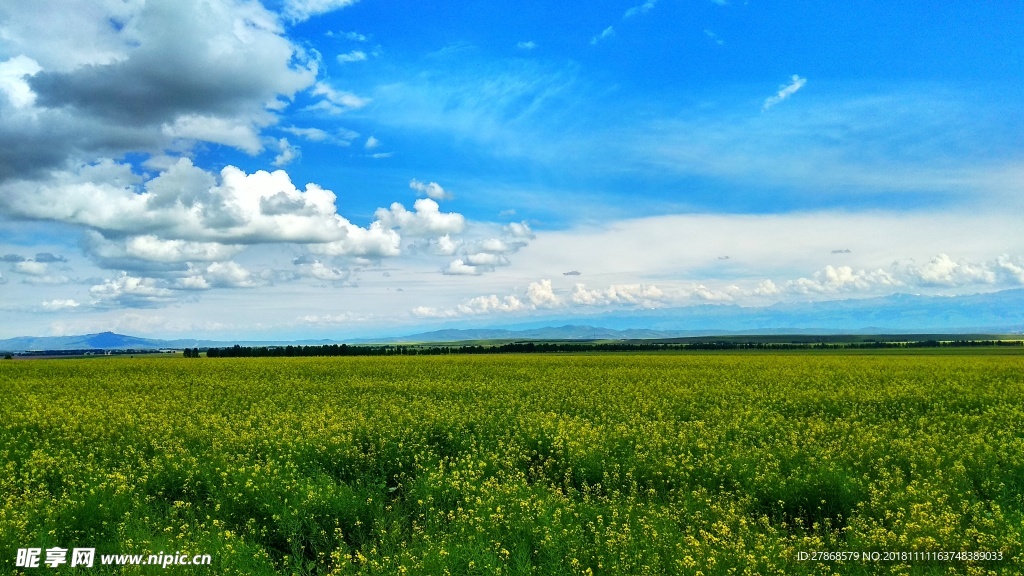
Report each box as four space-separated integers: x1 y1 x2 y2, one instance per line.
1 353 1021 574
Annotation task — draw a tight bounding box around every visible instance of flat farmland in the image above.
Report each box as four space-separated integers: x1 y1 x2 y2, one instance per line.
1 353 1022 575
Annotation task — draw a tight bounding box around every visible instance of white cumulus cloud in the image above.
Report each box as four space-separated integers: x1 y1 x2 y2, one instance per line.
526 279 560 307
304 260 350 282
134 236 240 262
456 294 526 315
307 222 401 258
434 234 460 256
0 0 320 182
14 260 48 276
162 114 264 155
443 259 479 276
2 158 397 252
272 138 300 167
752 279 781 297
898 253 997 287
409 178 453 200
203 261 261 288
410 306 457 319
689 284 736 302
504 221 534 239
41 299 81 311
995 254 1024 284
788 265 901 294
465 252 507 267
9 259 71 284
570 283 666 307
90 273 177 308
0 55 42 108
375 198 466 238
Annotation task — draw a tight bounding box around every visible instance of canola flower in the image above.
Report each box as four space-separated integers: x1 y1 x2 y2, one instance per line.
0 352 1021 574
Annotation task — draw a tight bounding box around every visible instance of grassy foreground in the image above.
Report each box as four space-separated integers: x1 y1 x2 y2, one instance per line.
1 353 1022 575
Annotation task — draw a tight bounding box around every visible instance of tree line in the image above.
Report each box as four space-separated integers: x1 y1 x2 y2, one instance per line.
201 339 1022 358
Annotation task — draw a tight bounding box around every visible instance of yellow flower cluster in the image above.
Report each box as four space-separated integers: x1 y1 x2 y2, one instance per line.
1 351 1021 574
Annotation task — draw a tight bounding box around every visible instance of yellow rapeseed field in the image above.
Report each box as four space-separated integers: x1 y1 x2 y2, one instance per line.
1 352 1021 574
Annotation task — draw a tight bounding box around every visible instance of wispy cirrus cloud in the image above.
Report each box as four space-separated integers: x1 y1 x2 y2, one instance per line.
282 0 358 24
278 126 359 149
763 74 807 110
308 82 370 114
337 50 367 63
590 26 615 46
624 1 658 18
704 29 724 46
327 30 368 42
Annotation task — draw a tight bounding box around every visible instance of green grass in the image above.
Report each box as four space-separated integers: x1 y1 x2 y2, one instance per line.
1 353 1022 574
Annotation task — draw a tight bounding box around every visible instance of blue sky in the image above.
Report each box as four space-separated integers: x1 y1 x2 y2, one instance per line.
1 0 1022 339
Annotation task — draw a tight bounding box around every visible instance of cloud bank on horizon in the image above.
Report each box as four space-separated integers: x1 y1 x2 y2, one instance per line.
1 0 1022 339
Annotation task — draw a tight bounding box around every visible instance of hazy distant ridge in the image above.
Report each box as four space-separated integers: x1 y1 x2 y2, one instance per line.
2 289 1022 352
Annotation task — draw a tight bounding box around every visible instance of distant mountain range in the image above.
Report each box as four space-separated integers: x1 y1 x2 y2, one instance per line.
368 326 689 343
1 289 1022 352
0 332 338 353
388 288 1024 342
549 288 1024 334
